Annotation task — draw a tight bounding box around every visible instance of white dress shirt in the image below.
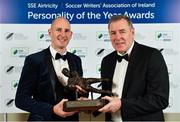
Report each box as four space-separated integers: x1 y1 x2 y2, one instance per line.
49 46 69 86
112 41 134 122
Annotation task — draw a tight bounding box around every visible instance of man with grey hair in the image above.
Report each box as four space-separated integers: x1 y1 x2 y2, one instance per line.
98 15 169 121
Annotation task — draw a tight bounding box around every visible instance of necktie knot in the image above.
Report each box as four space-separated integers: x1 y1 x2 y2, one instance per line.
55 53 67 61
116 54 129 62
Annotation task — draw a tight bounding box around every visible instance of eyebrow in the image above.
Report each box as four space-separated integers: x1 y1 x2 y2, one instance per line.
56 27 70 31
110 29 126 32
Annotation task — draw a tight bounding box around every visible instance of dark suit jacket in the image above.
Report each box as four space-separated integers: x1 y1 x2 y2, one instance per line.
101 42 169 121
15 47 83 121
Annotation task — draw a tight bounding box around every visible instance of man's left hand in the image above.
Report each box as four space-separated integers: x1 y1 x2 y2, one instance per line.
98 96 121 113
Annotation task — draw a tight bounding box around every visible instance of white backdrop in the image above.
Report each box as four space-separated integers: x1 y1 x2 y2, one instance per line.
0 23 180 113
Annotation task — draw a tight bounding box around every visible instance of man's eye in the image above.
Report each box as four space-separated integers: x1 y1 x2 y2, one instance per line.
120 30 126 34
111 32 116 35
56 28 61 31
65 29 70 33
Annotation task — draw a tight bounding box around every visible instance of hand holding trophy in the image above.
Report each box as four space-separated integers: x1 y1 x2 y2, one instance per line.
62 68 117 112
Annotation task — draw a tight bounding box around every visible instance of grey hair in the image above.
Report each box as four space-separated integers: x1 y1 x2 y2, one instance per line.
108 15 134 29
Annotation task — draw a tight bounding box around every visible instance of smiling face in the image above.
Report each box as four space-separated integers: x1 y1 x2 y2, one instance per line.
108 18 135 54
48 17 72 52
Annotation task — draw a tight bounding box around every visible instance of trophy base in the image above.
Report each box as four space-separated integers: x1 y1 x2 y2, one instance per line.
63 99 107 112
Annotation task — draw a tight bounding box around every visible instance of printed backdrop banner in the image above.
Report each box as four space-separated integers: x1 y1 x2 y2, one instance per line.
0 0 180 113
0 0 180 24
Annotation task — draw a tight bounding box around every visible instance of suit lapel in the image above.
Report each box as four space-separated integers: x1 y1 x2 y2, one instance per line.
45 48 57 101
105 51 117 91
122 42 140 98
66 52 75 72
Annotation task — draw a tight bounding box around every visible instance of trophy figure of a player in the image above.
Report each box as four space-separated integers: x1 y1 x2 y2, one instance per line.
62 68 117 112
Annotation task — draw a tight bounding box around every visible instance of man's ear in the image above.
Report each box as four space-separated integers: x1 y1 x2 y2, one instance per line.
132 28 135 35
69 31 73 39
48 28 51 35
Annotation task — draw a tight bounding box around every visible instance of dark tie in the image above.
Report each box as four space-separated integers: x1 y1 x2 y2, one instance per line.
55 53 67 61
116 54 129 62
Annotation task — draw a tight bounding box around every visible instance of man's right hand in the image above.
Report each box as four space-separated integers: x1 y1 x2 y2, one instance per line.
53 99 77 118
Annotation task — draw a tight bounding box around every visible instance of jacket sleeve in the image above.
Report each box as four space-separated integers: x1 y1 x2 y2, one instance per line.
15 55 53 120
121 50 169 119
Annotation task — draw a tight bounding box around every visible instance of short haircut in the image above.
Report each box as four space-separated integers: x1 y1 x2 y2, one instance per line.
51 17 70 28
108 15 134 29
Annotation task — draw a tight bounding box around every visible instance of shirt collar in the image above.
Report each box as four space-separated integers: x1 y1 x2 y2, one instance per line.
49 45 67 60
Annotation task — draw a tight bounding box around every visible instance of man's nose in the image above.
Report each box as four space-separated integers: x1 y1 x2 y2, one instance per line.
59 31 65 37
116 32 122 39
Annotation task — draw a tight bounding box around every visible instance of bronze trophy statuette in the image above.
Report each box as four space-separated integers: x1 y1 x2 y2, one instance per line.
62 68 116 112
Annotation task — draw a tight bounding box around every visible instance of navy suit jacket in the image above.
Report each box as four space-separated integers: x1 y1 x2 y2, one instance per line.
101 42 169 121
15 47 83 121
